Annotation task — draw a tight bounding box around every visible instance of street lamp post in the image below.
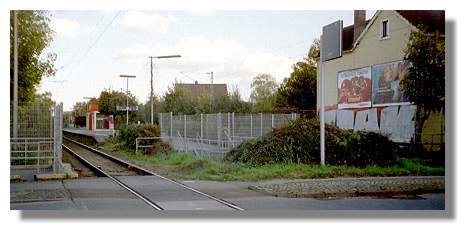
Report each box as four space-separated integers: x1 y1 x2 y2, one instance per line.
149 55 181 125
120 75 136 126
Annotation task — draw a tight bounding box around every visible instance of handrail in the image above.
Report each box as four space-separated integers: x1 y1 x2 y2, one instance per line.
135 136 160 154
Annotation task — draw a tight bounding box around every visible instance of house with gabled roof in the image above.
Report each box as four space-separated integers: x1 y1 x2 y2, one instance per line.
175 81 228 99
316 10 444 148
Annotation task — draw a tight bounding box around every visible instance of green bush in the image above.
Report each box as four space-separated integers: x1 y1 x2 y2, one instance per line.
117 124 160 150
224 118 399 167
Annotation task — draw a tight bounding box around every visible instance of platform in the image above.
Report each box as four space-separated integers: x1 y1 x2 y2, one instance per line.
63 128 114 143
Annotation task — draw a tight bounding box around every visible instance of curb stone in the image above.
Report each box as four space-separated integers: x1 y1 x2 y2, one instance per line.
249 176 445 199
34 173 67 181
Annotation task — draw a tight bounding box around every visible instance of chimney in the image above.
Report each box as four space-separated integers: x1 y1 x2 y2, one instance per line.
354 10 366 43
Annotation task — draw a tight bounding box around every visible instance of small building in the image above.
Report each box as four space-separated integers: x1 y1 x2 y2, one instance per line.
316 10 444 149
84 104 114 131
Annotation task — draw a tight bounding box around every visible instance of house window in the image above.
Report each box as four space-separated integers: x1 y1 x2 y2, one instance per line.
381 19 390 39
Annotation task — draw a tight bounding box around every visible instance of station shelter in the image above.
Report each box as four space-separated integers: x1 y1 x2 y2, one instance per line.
86 104 114 131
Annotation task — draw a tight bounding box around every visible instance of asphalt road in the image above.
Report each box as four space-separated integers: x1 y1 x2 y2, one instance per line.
10 177 445 211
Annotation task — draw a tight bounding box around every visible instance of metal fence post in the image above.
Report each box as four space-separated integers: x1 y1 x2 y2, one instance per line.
232 112 235 138
50 113 53 138
24 139 27 167
206 114 209 141
59 103 63 167
217 113 221 146
170 112 173 138
184 114 187 139
260 113 263 136
227 112 230 139
250 113 253 137
37 142 40 173
271 113 274 129
200 113 203 140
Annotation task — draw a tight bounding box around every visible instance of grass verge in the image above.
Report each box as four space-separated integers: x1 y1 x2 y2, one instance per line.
98 142 444 181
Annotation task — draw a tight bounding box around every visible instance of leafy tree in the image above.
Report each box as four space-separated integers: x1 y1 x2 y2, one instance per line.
276 39 318 111
162 83 196 114
10 10 56 105
250 74 278 112
71 101 88 117
70 89 140 127
227 86 252 113
33 91 56 108
161 82 253 114
97 89 139 126
137 95 164 124
402 28 445 147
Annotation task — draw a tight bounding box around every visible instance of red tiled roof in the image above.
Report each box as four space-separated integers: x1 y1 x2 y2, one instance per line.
396 10 445 33
342 20 370 51
176 83 228 98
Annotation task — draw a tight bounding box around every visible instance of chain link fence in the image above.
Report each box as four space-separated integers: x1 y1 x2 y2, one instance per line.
159 112 298 159
10 102 64 174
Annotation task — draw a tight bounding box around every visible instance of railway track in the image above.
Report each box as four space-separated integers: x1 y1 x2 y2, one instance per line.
62 137 244 211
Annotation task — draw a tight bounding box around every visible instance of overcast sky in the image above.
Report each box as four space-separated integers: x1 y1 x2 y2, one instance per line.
38 10 375 111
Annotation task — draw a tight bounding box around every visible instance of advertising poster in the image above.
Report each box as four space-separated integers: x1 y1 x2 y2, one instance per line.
337 67 372 109
372 60 411 107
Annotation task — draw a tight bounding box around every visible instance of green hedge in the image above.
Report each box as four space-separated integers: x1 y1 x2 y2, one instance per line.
224 118 399 167
117 124 160 150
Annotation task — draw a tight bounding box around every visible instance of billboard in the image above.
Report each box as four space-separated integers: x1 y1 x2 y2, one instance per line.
337 67 372 109
372 61 411 107
321 20 343 62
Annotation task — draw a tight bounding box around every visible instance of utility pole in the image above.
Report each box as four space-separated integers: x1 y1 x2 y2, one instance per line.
206 71 214 112
149 55 181 125
13 10 18 138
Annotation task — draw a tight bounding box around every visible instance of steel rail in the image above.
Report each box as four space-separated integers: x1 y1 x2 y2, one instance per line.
63 136 244 211
62 144 164 211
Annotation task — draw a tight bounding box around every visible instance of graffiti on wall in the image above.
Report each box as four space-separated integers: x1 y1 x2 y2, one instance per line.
325 105 416 143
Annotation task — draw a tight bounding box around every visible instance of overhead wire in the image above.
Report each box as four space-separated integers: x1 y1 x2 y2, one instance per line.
62 10 122 79
59 12 107 73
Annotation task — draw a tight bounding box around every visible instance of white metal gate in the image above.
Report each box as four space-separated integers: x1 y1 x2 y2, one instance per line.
10 103 64 173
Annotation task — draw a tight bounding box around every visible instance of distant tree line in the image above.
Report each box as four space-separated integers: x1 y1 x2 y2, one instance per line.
69 40 320 127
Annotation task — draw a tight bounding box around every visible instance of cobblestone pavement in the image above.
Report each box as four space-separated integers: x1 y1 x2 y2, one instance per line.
11 189 69 203
249 176 445 198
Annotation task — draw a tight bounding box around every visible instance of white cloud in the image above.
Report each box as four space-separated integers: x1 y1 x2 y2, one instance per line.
114 36 304 100
50 18 96 38
187 11 215 17
117 11 173 33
